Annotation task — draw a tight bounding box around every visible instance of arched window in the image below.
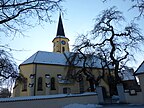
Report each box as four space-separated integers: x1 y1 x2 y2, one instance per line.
79 79 84 93
51 77 56 90
62 47 65 52
22 78 27 91
37 77 43 91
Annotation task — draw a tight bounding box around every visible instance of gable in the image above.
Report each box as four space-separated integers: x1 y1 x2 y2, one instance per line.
135 61 144 75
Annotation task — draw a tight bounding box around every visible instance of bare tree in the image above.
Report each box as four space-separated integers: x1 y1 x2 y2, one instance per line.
0 0 63 91
130 0 144 18
0 0 63 36
65 35 113 92
65 52 97 92
91 6 143 83
0 49 18 91
103 0 144 18
68 7 143 95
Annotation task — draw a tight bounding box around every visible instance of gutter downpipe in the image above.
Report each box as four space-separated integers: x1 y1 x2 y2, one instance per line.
34 64 37 96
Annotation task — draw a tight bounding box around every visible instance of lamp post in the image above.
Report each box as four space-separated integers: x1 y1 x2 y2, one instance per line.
57 74 62 80
45 74 50 95
28 74 35 96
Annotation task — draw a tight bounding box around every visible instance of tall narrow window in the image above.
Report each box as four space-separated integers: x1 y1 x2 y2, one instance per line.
22 78 27 91
37 77 43 91
62 47 65 52
51 77 56 90
79 78 84 93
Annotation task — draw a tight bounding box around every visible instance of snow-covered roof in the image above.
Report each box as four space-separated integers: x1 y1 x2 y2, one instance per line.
20 51 113 69
134 61 144 75
21 51 66 66
120 68 135 81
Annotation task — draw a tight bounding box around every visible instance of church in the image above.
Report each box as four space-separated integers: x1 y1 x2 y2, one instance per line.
13 15 111 97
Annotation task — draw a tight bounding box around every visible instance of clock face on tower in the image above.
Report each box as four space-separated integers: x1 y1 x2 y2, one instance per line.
61 40 66 45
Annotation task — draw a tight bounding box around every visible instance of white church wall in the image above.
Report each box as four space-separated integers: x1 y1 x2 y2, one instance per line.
124 91 143 104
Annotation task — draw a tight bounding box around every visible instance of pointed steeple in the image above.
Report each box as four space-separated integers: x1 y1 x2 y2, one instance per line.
52 14 70 53
56 14 65 36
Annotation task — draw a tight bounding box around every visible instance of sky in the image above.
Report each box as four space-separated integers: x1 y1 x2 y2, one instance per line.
2 0 144 70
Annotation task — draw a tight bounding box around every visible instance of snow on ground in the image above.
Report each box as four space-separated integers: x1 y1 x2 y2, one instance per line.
63 103 103 108
63 103 144 108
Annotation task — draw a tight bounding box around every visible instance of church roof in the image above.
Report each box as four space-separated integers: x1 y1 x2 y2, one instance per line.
134 61 144 75
56 14 65 36
20 51 113 69
21 51 66 66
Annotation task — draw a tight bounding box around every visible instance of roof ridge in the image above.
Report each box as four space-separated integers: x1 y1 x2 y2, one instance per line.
32 51 40 63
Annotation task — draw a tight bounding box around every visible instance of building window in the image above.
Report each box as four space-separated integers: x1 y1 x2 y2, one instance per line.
62 47 65 52
22 78 27 91
63 87 71 94
79 79 84 93
51 77 56 90
37 77 43 91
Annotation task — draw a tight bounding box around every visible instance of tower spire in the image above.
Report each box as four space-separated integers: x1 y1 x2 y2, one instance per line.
56 14 65 36
52 14 70 53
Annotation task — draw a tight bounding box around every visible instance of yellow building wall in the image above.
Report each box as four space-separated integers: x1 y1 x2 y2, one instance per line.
14 63 110 97
33 64 81 95
52 37 69 53
13 64 35 97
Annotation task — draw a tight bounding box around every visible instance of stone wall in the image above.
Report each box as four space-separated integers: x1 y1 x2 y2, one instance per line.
117 84 144 104
124 91 144 104
0 93 98 108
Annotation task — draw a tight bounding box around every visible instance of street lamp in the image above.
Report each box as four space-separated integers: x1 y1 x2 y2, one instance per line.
57 74 62 79
28 83 34 88
29 74 35 79
29 74 35 88
45 83 50 88
45 74 50 79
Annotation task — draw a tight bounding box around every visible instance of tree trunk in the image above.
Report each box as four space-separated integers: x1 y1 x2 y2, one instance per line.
89 79 95 92
114 61 120 84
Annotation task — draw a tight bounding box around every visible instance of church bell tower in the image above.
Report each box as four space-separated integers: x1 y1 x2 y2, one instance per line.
52 14 70 53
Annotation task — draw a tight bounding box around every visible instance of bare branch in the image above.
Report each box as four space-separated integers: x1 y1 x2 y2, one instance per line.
0 0 63 36
71 6 143 95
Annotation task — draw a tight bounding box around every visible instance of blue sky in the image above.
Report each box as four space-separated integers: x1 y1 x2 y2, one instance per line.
2 0 144 69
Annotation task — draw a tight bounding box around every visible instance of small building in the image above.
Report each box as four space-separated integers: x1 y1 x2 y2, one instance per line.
119 66 139 91
13 15 112 97
134 61 144 100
